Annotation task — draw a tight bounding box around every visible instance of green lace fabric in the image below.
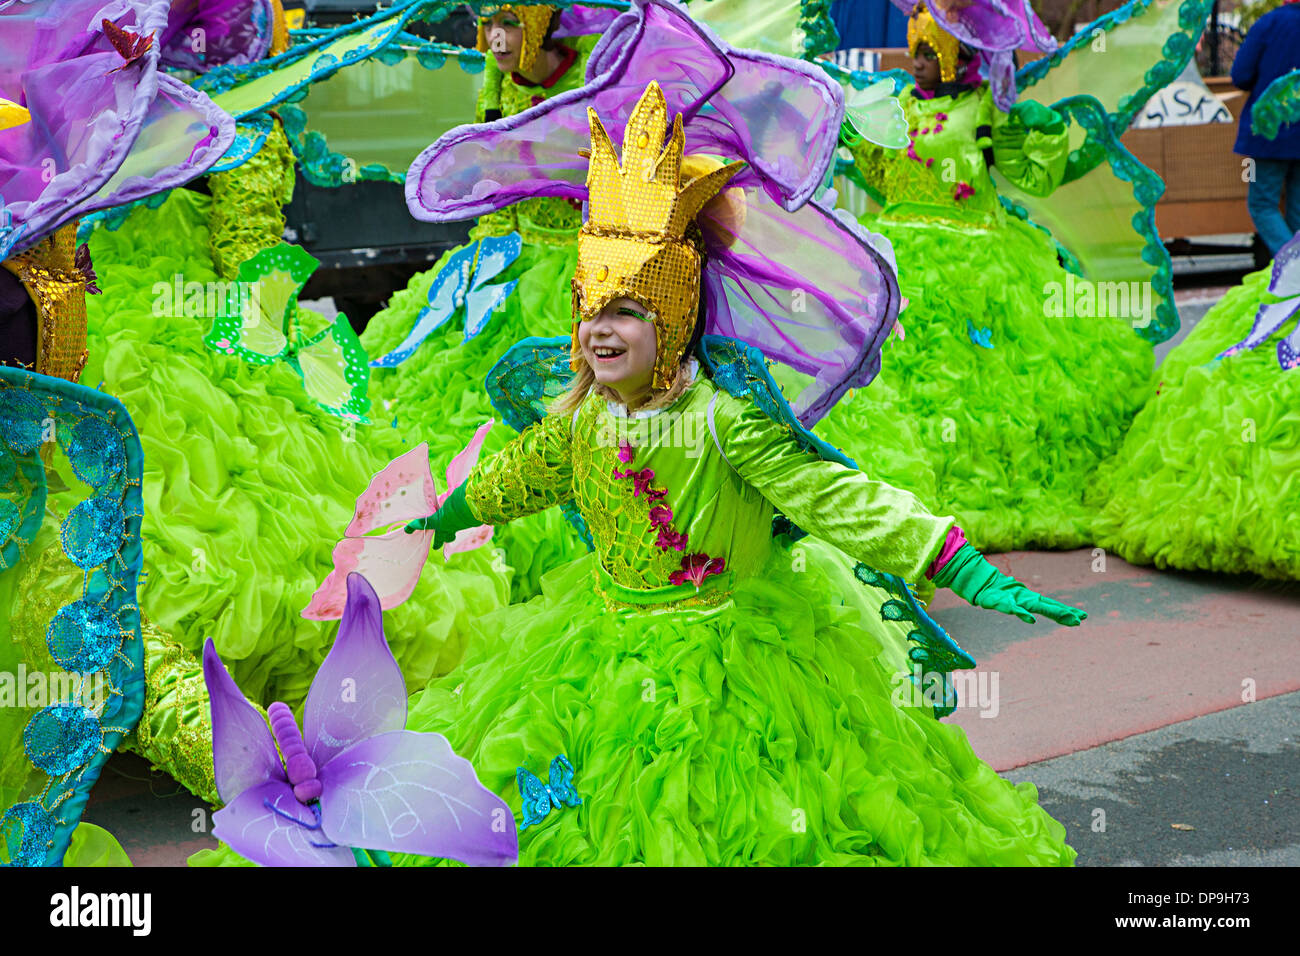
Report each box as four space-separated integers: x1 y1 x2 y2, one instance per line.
849 84 1069 228
464 374 955 595
468 34 597 247
122 619 218 806
207 119 296 280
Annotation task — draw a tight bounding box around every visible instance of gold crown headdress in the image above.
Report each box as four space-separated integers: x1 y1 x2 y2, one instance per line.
907 3 961 83
572 82 745 389
2 224 89 384
475 3 558 74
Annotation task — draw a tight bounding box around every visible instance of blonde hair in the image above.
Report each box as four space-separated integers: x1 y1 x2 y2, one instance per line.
549 353 697 417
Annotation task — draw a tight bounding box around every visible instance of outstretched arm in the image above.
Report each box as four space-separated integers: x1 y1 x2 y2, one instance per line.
406 412 573 538
718 398 1085 626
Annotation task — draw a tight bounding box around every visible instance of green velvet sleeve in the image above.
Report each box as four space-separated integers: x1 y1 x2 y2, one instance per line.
716 397 954 582
991 99 1070 198
464 411 574 525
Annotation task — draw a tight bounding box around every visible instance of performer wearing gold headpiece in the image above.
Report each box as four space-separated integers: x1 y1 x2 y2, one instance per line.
816 0 1154 553
189 81 1084 867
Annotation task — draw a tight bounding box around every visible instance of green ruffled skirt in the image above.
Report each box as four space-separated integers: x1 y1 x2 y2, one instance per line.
815 211 1153 552
1089 267 1300 579
361 237 590 599
191 538 1074 867
82 189 509 707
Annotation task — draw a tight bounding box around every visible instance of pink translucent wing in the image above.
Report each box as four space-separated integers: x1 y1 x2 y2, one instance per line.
442 524 494 560
301 529 432 620
439 419 495 504
212 780 356 868
345 442 439 537
304 573 408 769
318 730 519 867
202 638 286 804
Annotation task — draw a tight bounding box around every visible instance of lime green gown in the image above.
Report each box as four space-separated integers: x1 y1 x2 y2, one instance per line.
194 369 1076 866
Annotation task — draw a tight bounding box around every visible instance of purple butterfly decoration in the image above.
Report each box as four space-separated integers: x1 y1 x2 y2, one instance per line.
203 572 518 867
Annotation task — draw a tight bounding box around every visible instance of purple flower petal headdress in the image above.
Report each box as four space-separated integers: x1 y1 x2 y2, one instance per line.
891 0 1057 111
0 0 235 260
406 0 901 425
157 0 277 72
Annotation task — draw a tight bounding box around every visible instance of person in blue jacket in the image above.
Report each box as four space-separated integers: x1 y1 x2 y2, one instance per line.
1232 0 1300 253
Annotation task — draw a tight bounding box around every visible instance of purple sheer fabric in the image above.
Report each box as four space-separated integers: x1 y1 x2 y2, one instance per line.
158 0 273 71
553 2 624 38
0 0 234 259
407 0 899 423
888 0 1056 110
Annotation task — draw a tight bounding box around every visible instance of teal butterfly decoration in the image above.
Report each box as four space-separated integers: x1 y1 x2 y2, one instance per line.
203 242 371 422
966 319 994 350
516 754 582 831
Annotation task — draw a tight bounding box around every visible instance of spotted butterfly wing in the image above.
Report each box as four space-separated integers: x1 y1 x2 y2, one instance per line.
517 767 556 831
204 243 319 364
546 755 582 808
293 310 372 422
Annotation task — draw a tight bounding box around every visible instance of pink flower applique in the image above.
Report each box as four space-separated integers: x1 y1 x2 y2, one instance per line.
669 553 726 588
648 505 673 527
617 443 636 464
954 182 974 201
936 112 948 121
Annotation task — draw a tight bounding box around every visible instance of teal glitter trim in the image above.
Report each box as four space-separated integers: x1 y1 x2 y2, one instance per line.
0 369 146 867
852 564 976 719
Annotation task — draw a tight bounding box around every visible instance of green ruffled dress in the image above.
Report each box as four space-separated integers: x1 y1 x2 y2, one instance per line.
1089 266 1300 579
360 38 600 600
193 370 1075 866
82 189 508 714
820 83 1153 552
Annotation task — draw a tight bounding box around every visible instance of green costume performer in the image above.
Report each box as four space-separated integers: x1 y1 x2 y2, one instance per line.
816 6 1153 553
1090 69 1300 579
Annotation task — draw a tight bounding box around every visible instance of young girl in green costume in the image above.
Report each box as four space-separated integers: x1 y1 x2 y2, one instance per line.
816 5 1153 553
196 79 1087 866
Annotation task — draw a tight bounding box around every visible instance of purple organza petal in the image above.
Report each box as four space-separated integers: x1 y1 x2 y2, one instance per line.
1270 232 1300 298
202 638 287 804
159 0 273 72
212 780 357 867
318 730 519 867
699 189 900 424
406 0 843 221
70 72 234 217
303 572 407 769
1 0 233 257
553 3 623 39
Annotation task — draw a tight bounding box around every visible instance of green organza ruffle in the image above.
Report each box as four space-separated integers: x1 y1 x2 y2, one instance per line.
815 211 1153 551
191 538 1074 867
1089 267 1300 578
82 189 510 708
361 240 589 599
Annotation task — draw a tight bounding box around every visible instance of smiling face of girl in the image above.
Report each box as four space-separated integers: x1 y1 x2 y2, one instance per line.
577 297 659 408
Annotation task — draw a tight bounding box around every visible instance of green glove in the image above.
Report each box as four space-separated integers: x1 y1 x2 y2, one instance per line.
1008 99 1067 136
404 484 479 548
932 544 1086 626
